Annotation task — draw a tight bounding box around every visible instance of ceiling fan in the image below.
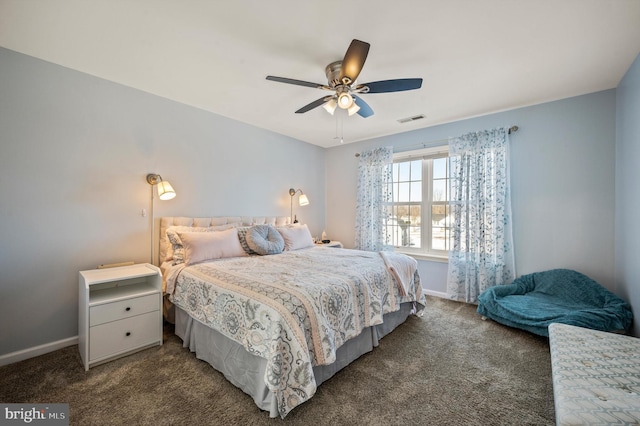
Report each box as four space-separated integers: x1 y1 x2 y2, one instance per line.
266 39 422 118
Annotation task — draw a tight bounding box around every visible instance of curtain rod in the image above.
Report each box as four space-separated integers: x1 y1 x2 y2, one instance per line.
355 125 519 157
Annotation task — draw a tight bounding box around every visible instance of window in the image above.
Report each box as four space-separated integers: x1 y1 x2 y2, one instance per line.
384 146 452 258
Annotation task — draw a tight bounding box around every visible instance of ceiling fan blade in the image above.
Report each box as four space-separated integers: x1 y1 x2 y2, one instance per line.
266 75 328 89
353 95 374 118
357 78 423 93
339 39 370 84
295 96 334 114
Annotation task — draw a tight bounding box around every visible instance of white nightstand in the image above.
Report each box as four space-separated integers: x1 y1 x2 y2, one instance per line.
317 241 343 248
78 263 162 371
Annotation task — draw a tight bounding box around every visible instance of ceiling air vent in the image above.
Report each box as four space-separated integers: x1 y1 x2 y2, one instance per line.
397 114 425 124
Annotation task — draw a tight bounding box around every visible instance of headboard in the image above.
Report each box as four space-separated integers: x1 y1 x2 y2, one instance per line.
158 216 290 264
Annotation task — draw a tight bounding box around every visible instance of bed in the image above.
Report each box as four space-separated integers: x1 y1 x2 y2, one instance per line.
159 216 426 418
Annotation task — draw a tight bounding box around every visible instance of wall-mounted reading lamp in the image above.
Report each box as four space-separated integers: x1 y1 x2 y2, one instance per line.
147 173 176 264
289 188 309 224
146 173 176 200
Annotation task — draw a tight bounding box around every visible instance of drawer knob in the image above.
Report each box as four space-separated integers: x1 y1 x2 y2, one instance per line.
125 307 131 312
126 332 131 337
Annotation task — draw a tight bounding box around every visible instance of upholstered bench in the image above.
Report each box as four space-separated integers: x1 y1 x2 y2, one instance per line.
548 323 640 425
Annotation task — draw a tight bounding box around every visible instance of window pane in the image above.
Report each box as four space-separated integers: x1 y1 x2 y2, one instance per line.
392 163 399 183
398 161 410 181
396 205 408 223
431 204 451 251
433 180 446 202
408 205 421 248
410 181 422 202
432 227 447 251
398 209 412 247
431 204 447 225
398 182 410 202
410 160 422 181
387 205 414 248
433 157 447 179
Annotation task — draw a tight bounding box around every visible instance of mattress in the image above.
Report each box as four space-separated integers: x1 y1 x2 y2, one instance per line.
548 323 640 425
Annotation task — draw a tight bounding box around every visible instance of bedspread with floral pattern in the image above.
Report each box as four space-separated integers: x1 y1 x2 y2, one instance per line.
168 246 425 418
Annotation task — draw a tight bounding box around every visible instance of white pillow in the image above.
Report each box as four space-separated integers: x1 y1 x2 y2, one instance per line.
277 224 315 251
177 228 247 265
167 224 237 264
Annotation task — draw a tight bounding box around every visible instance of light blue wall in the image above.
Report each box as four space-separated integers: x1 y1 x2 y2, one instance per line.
1 43 635 358
615 52 640 336
0 48 325 356
326 90 617 296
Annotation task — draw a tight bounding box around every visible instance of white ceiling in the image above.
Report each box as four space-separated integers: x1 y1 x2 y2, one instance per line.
1 1 640 148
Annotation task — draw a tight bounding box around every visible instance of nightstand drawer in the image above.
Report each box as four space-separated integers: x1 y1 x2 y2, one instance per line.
90 293 159 326
89 311 161 361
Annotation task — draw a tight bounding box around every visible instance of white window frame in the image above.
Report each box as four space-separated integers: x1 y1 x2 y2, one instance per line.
390 145 450 262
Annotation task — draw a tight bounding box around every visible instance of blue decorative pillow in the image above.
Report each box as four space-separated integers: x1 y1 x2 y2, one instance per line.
246 224 285 255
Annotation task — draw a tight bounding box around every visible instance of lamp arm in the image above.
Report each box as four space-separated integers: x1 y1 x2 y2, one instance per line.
150 184 155 264
147 173 177 264
289 188 308 224
289 188 301 224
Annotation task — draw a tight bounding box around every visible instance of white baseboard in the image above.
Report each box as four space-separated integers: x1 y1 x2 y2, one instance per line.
0 336 78 367
424 289 449 299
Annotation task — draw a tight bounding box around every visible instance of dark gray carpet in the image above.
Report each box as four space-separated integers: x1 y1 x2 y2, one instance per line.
0 297 555 425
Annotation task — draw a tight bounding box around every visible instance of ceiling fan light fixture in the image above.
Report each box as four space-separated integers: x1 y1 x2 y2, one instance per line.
266 39 422 119
347 102 360 116
323 98 338 115
338 92 353 109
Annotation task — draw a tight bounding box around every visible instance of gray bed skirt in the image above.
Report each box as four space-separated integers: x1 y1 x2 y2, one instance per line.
174 303 415 418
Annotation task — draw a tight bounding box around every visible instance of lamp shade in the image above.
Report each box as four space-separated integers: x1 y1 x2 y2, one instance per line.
298 193 309 206
157 181 176 200
338 92 353 109
323 98 337 115
347 102 361 116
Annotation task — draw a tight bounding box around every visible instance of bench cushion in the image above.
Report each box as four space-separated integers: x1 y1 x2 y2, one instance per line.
549 323 640 425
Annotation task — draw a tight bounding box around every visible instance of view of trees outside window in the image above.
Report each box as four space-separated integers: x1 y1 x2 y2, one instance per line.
431 157 451 251
385 154 452 255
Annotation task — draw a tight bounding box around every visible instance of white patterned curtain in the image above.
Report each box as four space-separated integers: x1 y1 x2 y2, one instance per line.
355 146 393 251
446 127 515 303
